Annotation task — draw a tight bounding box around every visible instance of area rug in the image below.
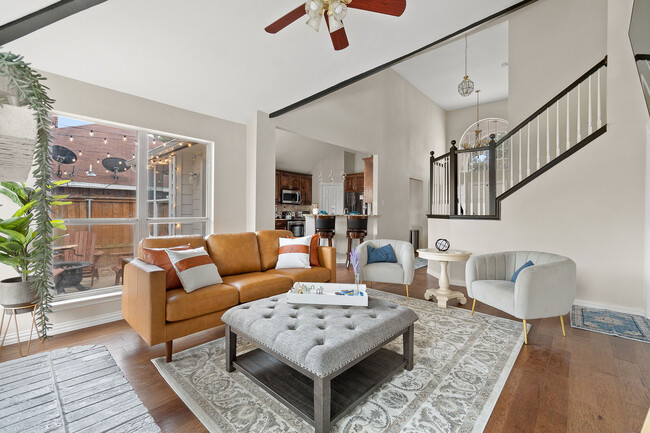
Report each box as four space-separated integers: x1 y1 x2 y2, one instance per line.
571 305 650 343
152 290 526 433
414 257 428 270
0 344 160 433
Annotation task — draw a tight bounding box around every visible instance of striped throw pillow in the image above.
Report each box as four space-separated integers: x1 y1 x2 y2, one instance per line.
276 236 311 269
166 246 223 293
142 244 191 290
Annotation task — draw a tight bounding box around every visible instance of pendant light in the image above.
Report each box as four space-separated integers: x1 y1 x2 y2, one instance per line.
458 35 475 97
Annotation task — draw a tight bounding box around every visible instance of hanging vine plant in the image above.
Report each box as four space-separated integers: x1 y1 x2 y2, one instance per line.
0 50 58 338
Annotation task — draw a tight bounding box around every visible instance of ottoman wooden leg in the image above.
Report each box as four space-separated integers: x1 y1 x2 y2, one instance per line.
314 376 331 433
225 325 237 373
403 324 414 371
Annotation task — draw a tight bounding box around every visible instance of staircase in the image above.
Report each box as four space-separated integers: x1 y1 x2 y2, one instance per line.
429 56 608 219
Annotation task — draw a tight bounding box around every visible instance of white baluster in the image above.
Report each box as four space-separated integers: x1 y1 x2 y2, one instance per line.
527 123 531 176
546 109 550 164
464 170 469 216
587 75 594 135
519 130 523 182
597 68 602 128
577 83 582 142
566 92 571 149
483 153 487 215
556 101 560 157
536 117 541 170
470 157 474 215
510 139 514 189
501 144 506 194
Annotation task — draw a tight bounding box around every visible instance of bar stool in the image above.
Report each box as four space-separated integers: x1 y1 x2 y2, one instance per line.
315 215 336 247
346 215 368 267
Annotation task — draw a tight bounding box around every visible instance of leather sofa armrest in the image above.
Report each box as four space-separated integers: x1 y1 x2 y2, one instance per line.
122 258 167 346
318 246 336 283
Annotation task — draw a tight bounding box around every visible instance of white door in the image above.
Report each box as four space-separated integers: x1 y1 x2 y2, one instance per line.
320 183 344 214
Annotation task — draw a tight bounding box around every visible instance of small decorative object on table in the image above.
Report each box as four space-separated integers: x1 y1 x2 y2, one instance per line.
435 238 450 252
350 249 361 294
288 282 368 306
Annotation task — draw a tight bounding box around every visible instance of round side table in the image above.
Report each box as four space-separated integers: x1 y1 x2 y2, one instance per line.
0 303 43 357
418 249 472 308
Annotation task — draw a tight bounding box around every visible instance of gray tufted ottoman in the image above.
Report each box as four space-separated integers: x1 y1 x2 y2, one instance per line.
221 294 418 433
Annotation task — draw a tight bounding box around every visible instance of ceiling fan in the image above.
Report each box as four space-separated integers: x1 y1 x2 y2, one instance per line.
265 0 406 51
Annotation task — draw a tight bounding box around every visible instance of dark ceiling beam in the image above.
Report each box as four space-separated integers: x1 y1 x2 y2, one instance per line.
270 0 538 118
0 0 108 46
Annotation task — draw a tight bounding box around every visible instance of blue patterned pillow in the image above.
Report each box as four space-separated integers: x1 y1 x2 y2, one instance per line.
511 260 534 282
367 244 398 264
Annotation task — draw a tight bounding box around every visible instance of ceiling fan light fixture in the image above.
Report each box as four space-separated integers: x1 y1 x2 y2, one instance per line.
306 13 323 31
328 1 347 32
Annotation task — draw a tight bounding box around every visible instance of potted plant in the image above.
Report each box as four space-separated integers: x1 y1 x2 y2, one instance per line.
0 181 68 307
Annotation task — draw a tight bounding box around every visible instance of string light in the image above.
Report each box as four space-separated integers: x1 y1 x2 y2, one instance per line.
78 150 82 156
89 130 94 136
96 158 100 164
72 158 76 163
69 135 73 142
107 152 111 157
103 138 107 145
123 135 127 141
152 138 156 145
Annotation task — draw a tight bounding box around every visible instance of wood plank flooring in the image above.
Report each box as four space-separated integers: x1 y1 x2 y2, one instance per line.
1 264 648 432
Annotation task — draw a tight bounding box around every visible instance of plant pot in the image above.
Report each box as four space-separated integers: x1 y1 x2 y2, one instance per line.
0 277 37 308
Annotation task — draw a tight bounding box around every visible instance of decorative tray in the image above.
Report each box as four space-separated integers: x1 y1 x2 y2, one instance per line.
286 282 368 307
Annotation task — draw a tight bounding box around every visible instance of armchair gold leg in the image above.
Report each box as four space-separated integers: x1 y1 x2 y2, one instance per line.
404 284 409 300
471 299 476 316
560 316 566 337
523 320 528 345
367 281 372 288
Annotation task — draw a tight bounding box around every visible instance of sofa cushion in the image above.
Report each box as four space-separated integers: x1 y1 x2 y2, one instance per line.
206 232 262 276
222 272 292 303
266 266 331 283
141 244 191 290
256 230 292 270
166 283 239 322
138 235 206 260
471 280 515 316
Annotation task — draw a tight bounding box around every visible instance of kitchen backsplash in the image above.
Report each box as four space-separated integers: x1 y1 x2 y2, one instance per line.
276 204 311 217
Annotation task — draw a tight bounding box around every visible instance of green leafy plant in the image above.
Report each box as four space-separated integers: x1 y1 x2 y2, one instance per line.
0 49 58 337
0 181 69 282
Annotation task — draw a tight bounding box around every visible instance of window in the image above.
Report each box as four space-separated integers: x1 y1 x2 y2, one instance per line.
50 115 211 297
458 118 509 171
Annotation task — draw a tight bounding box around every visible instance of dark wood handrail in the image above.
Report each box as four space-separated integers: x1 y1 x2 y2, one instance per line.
494 56 607 148
456 147 490 154
635 54 650 61
433 152 450 162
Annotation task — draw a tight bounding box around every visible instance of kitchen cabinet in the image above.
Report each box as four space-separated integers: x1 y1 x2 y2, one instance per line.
301 176 312 205
344 173 364 193
275 219 288 230
363 157 373 203
276 169 312 205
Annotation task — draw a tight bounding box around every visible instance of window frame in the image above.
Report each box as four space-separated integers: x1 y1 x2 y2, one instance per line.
51 111 214 299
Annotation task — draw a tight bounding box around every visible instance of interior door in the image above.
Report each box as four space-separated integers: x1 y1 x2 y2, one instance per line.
320 183 344 215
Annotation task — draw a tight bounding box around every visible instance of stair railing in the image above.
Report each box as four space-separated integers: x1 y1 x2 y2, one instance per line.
429 56 608 218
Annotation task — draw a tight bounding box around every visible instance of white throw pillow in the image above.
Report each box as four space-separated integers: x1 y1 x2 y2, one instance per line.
166 246 223 293
276 236 312 269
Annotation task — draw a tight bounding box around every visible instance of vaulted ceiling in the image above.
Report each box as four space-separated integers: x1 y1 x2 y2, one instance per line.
3 0 523 124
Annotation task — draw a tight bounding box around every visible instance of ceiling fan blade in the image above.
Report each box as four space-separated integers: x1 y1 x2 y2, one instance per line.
265 4 306 34
347 0 406 16
325 15 349 50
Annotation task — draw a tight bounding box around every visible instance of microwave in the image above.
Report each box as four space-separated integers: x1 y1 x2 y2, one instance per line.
281 189 301 204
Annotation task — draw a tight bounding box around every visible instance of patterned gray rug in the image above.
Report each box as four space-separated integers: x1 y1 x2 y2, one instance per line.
0 344 160 433
414 257 428 270
571 305 650 343
153 290 526 433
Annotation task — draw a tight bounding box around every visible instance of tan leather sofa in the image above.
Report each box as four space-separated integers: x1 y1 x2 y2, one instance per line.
122 230 336 361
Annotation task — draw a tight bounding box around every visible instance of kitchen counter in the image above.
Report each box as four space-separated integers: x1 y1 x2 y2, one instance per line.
304 214 379 263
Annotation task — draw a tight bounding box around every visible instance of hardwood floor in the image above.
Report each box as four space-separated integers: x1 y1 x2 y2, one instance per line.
1 264 648 432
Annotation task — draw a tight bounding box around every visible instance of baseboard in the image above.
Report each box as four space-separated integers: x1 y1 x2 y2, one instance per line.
0 310 123 347
573 299 646 317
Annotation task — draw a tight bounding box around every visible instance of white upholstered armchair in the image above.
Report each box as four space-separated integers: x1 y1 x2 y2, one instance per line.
465 251 576 344
357 239 415 299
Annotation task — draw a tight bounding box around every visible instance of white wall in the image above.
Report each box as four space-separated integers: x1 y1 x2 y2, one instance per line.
246 111 276 232
0 71 248 343
274 68 447 245
446 99 509 146
429 0 650 314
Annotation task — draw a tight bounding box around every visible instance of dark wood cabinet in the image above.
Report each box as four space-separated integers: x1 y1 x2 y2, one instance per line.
275 219 288 230
363 157 373 203
301 176 312 205
276 169 312 205
344 173 364 193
